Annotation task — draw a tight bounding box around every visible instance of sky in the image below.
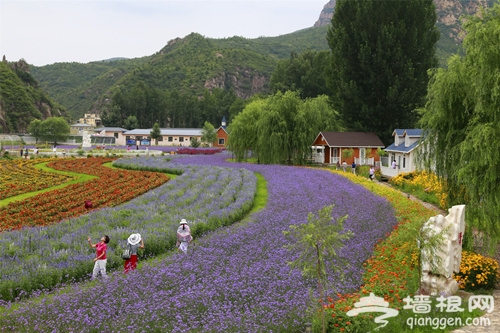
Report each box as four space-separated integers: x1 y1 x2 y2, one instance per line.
0 0 328 67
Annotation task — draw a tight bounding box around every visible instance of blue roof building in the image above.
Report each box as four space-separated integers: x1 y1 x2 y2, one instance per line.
380 129 425 178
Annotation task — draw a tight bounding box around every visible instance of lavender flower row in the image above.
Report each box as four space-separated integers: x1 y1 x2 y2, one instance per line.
1 153 398 332
0 158 256 302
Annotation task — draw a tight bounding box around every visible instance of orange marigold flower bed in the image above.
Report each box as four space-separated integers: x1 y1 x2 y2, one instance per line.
0 158 169 232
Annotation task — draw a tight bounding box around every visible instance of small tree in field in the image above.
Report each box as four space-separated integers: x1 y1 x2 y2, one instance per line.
283 204 353 333
190 137 201 148
150 122 161 145
201 121 217 147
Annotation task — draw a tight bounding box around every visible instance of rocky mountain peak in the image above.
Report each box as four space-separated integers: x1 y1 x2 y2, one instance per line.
314 0 492 42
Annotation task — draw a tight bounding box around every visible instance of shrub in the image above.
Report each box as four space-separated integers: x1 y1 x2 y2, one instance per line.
455 251 500 291
390 171 447 208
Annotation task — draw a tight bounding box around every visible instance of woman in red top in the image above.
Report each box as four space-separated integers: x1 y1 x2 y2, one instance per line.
88 235 110 279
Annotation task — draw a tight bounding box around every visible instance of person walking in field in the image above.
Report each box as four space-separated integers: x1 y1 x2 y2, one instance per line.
369 165 375 181
124 233 145 273
342 161 347 172
88 235 110 279
176 219 193 254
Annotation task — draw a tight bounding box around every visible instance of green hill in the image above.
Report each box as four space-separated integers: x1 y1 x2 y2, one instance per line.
0 59 68 133
28 18 466 123
29 26 331 121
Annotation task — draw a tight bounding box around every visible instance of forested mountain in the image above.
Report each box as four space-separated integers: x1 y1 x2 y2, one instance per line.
0 59 67 133
30 26 330 121
29 57 148 123
3 0 493 130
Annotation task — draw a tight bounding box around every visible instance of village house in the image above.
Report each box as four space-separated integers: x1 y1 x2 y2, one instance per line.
380 129 424 178
214 116 228 148
311 132 385 166
78 113 102 127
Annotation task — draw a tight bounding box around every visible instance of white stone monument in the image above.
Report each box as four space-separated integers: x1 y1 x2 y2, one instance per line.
420 204 465 296
82 131 91 148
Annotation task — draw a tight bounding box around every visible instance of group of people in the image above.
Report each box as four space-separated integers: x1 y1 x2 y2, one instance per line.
20 147 39 158
88 218 193 279
336 160 376 180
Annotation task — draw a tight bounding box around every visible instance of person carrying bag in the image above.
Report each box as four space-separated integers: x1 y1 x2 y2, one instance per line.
123 233 144 273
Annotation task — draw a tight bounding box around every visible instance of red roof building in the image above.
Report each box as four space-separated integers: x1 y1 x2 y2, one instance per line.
311 132 385 166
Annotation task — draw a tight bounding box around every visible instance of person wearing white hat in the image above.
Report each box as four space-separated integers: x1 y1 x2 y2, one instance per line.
176 219 193 254
124 233 145 273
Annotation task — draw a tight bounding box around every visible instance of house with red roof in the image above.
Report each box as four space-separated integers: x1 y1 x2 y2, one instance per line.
311 132 385 166
213 116 228 148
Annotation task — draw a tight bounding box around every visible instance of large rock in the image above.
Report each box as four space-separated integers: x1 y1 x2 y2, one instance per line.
419 204 466 296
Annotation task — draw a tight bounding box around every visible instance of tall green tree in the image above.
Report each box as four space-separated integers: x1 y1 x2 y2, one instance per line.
123 115 138 130
418 3 500 244
27 119 42 144
38 117 70 146
270 49 331 99
201 121 217 147
327 0 439 145
150 122 161 145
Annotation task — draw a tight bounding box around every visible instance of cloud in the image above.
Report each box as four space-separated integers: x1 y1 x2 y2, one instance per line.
0 0 327 66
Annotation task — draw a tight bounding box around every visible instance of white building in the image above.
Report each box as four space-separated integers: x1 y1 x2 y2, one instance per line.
380 129 424 178
93 127 204 146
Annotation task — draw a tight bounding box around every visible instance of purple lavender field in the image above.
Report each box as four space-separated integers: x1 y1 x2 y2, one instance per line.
0 153 398 332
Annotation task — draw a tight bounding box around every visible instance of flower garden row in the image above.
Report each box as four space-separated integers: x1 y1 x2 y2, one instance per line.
0 154 399 332
320 169 499 332
1 154 496 332
0 159 75 200
0 158 169 232
0 157 256 303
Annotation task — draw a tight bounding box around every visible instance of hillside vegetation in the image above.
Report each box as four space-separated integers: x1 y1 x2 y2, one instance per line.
4 0 489 126
0 60 67 133
30 26 331 121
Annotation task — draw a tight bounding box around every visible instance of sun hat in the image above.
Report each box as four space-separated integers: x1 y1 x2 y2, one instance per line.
179 219 188 224
128 233 141 245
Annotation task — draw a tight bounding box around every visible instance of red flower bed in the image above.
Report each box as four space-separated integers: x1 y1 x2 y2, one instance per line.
0 158 169 232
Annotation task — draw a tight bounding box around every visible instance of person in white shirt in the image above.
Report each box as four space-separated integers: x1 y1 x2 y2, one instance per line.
176 219 193 254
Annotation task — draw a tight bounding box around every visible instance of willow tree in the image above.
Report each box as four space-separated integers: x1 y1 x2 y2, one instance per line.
257 91 302 164
418 4 500 247
327 0 439 145
229 92 341 164
257 91 341 165
227 99 265 161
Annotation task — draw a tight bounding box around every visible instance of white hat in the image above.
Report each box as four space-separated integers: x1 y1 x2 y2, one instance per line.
128 233 141 245
179 219 188 225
